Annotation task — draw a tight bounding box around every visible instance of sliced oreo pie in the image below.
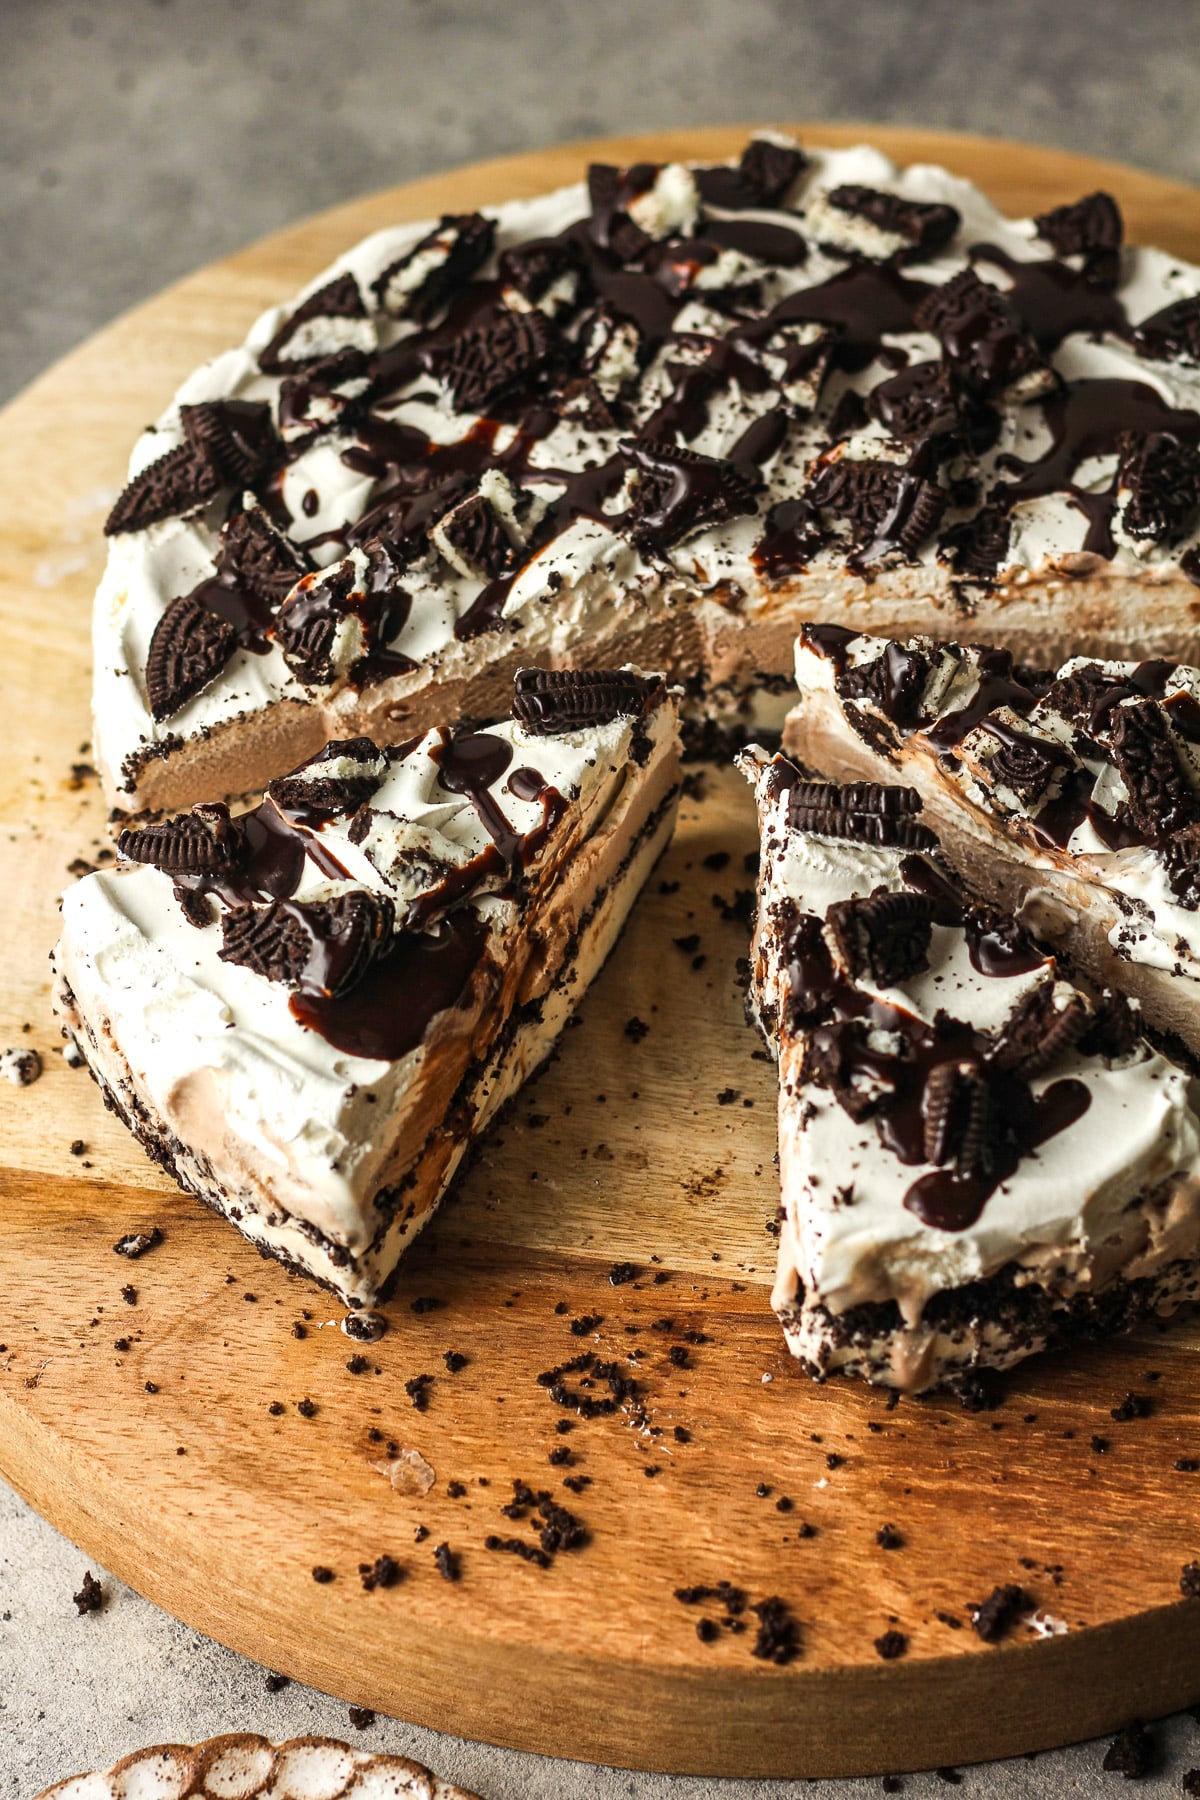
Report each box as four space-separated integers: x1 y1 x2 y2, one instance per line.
740 747 1200 1393
790 626 1200 1060
54 670 678 1307
93 136 1200 822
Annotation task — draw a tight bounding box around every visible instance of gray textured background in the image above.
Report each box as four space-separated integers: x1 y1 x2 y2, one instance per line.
4 0 1200 1794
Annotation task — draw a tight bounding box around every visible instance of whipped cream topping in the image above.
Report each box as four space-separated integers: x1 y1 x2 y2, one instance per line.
740 745 1200 1325
795 628 1200 991
92 136 1200 806
56 678 677 1263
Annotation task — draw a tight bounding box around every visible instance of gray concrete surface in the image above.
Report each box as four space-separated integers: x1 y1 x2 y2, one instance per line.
4 0 1200 1793
3 1480 1200 1796
4 0 1200 409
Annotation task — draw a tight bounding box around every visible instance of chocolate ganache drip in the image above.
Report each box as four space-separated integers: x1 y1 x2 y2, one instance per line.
773 776 1103 1232
113 705 587 1060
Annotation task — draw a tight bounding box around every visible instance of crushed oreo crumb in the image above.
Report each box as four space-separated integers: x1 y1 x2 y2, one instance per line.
359 1553 403 1592
433 1542 460 1581
969 1583 1031 1642
1101 1720 1155 1779
750 1596 800 1664
72 1571 103 1615
113 1228 163 1260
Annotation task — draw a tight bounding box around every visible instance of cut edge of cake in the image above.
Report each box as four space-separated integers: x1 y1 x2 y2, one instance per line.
787 624 1200 1062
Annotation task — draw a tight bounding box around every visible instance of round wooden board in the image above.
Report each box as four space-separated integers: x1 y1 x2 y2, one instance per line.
3 126 1200 1782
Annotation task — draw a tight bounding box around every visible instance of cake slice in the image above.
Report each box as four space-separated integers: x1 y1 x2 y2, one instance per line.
54 669 679 1306
790 625 1200 1060
740 747 1200 1392
94 134 1200 819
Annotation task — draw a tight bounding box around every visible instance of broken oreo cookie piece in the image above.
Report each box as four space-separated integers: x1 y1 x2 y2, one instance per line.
429 471 529 582
1132 293 1200 366
785 777 939 851
258 272 372 375
1162 824 1200 910
499 236 582 312
513 667 659 734
621 437 759 552
105 441 223 537
373 212 496 321
586 162 701 262
179 399 278 487
219 892 395 996
118 802 245 876
425 306 556 413
267 739 387 822
939 502 1012 584
914 267 1056 401
838 641 934 729
695 137 808 211
1109 698 1199 842
1033 190 1123 287
821 185 960 261
921 1060 995 1178
219 502 311 611
277 348 375 447
1117 431 1200 546
779 908 837 1026
826 887 936 988
219 903 311 988
807 452 945 562
144 592 238 721
988 980 1091 1078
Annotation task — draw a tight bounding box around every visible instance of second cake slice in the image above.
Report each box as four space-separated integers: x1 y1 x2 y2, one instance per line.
54 668 680 1307
740 747 1200 1392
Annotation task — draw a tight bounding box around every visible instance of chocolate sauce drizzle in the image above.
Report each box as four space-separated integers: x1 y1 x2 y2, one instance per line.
780 825 1095 1232
142 140 1200 705
993 378 1200 556
289 911 487 1062
123 717 578 1059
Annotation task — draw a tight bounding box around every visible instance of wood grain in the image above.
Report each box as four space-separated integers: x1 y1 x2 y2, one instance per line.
2 127 1200 1781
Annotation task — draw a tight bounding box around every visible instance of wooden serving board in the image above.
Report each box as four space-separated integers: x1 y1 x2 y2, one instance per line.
3 127 1200 1782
